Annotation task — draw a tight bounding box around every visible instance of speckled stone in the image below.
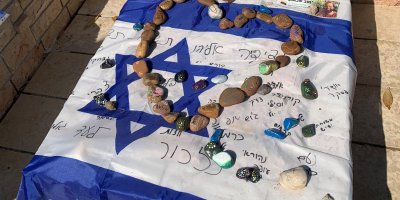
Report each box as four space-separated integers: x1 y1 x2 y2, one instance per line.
301 79 318 100
211 75 228 84
296 55 309 68
143 22 157 31
153 100 171 115
204 142 223 158
175 70 188 83
176 116 190 131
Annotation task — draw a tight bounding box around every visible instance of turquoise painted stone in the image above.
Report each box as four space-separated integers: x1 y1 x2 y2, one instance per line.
176 117 190 131
211 75 228 84
133 23 143 31
302 124 316 137
204 142 223 158
259 5 272 14
212 152 234 169
283 117 299 131
259 60 279 75
296 55 309 68
301 79 318 100
264 128 286 139
210 129 223 142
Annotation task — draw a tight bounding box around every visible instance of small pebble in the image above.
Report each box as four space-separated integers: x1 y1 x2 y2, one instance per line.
296 55 309 68
279 166 309 190
219 18 234 30
143 73 161 86
94 93 107 106
159 0 174 10
105 101 117 110
283 117 299 131
198 103 221 118
272 14 293 29
242 8 256 19
259 60 279 75
275 55 290 68
204 142 223 158
174 70 188 83
258 5 272 14
211 75 228 84
301 79 318 100
257 84 272 95
176 117 190 131
241 76 262 96
302 124 316 137
281 41 301 55
192 79 208 90
219 88 246 107
133 23 143 31
212 152 234 168
132 60 149 77
208 4 223 19
236 166 262 183
264 128 286 140
234 14 249 28
100 59 116 69
189 114 210 132
153 100 171 115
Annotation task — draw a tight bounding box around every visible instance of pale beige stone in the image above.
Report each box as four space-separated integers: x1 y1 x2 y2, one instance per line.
31 0 63 40
1 31 36 71
79 0 126 17
0 94 65 152
41 8 71 49
11 44 45 89
55 15 114 54
353 5 400 42
25 52 91 98
0 150 33 199
0 81 16 118
0 17 16 51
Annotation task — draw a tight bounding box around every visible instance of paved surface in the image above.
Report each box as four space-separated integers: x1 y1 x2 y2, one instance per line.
0 1 399 199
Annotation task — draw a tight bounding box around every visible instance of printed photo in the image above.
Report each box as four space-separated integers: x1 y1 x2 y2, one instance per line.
314 0 340 18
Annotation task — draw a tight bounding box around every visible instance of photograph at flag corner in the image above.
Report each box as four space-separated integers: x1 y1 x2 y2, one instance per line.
17 0 355 199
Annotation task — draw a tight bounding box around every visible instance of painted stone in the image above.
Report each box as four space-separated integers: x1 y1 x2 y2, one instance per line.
283 117 299 131
236 166 262 183
211 75 228 84
143 73 161 86
234 14 249 28
176 117 190 131
257 84 272 95
296 55 309 68
322 193 335 200
148 85 164 97
272 14 293 29
256 12 273 24
192 79 208 90
100 59 115 69
301 79 318 100
212 152 234 168
208 4 223 19
174 70 188 82
136 40 149 58
132 60 149 77
241 76 262 96
159 0 174 10
258 5 272 14
219 88 246 107
153 100 171 115
133 23 143 31
189 114 210 132
141 30 156 42
143 22 157 31
210 129 223 142
259 60 279 75
279 166 309 190
173 0 186 3
153 6 167 25
219 18 234 30
204 142 223 158
94 93 107 106
281 41 301 55
302 124 316 137
264 128 286 140
105 101 117 110
275 55 290 68
242 8 256 19
162 112 180 124
197 0 215 6
198 103 221 118
290 24 304 43
147 95 162 103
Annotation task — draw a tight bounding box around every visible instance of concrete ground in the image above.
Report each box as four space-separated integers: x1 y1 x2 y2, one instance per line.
0 0 399 199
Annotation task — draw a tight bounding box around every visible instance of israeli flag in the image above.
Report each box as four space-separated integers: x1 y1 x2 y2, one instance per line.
17 0 355 199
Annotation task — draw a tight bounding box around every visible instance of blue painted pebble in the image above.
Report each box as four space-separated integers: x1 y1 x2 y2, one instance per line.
264 128 287 140
283 117 299 131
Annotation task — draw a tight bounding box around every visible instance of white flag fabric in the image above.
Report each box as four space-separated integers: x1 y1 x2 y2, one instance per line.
18 0 355 199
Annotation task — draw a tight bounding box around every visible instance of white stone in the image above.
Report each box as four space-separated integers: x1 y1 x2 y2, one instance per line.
211 75 228 84
212 152 233 168
208 4 223 19
279 166 309 190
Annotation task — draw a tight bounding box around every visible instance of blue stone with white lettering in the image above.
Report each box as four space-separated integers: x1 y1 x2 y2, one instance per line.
283 117 299 131
264 128 286 140
258 5 272 14
133 23 143 31
210 129 224 142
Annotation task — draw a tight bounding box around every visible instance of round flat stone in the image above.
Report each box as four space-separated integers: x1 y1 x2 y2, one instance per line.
241 76 262 96
132 60 149 78
189 114 210 132
281 41 301 55
275 55 290 68
176 117 190 131
219 87 246 107
279 166 309 190
211 75 228 84
212 152 234 169
234 14 249 28
258 5 272 14
133 23 143 31
219 18 234 30
242 8 256 19
256 12 273 24
143 73 161 86
198 103 221 118
153 100 171 115
301 79 318 100
302 124 316 137
174 70 188 83
192 79 208 90
296 55 309 68
208 4 223 19
259 60 279 75
257 84 272 95
272 14 293 29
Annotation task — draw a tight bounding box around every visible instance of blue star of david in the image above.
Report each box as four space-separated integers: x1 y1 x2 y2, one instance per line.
79 39 231 154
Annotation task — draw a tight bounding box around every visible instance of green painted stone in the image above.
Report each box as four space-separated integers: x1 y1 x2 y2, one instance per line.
302 124 316 137
301 79 318 100
296 55 309 68
204 142 223 158
259 60 279 75
212 152 234 169
176 117 190 131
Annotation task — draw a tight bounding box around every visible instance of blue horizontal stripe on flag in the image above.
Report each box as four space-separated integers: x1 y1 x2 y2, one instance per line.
117 0 353 59
17 155 203 200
